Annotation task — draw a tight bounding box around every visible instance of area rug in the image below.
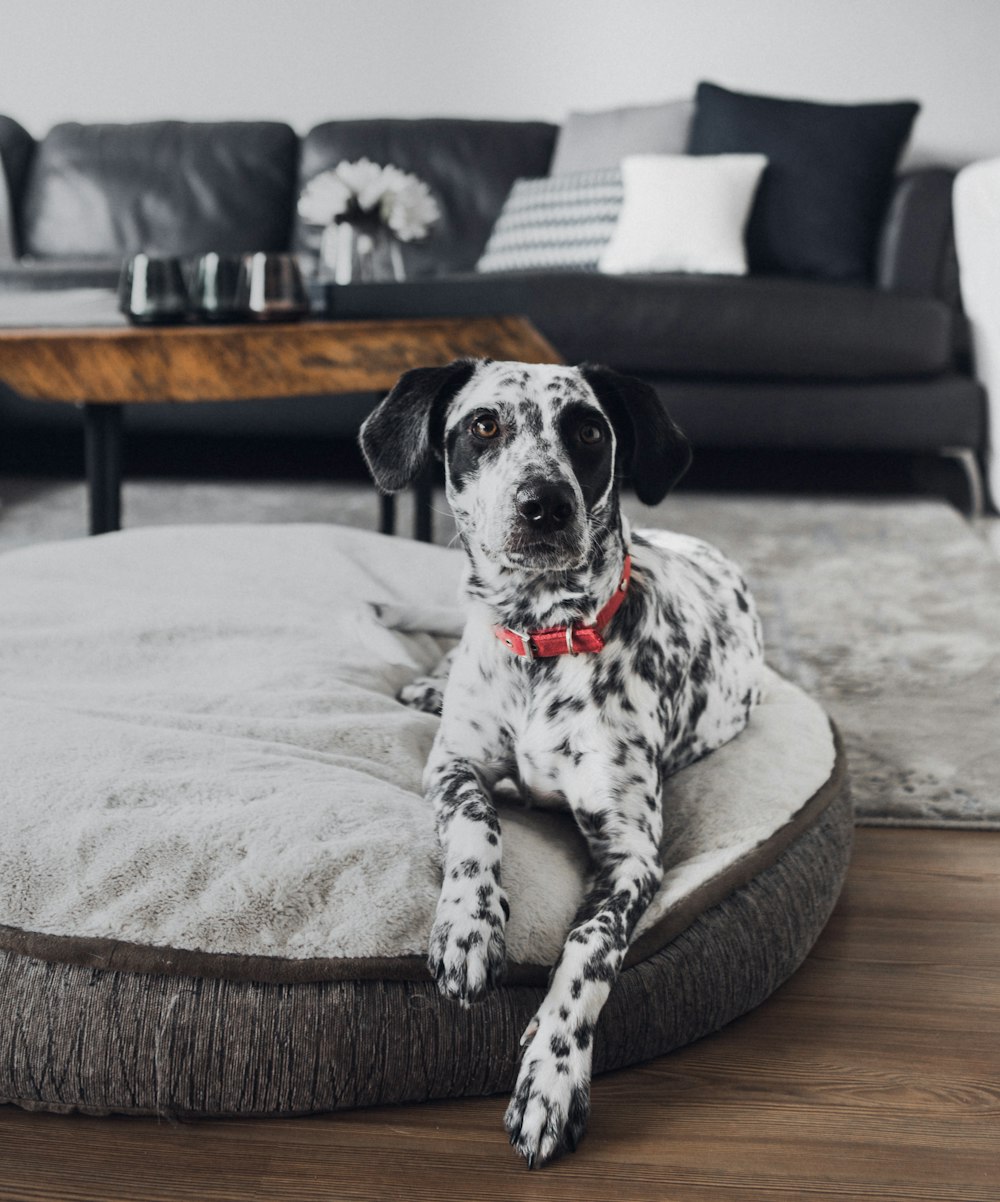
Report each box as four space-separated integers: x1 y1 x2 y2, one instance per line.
1 477 997 827
622 497 999 829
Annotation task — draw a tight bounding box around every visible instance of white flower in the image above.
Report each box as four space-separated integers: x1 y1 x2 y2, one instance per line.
297 170 352 226
297 159 440 241
334 158 389 213
378 166 442 242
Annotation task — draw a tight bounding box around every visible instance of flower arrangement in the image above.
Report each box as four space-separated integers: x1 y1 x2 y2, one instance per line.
298 159 441 242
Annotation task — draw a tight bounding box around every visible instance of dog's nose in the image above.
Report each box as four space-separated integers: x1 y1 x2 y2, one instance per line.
515 480 576 532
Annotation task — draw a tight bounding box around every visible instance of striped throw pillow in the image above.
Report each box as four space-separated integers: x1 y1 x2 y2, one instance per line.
475 169 623 273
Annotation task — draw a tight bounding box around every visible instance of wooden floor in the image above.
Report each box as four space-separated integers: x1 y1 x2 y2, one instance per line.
1 827 997 1202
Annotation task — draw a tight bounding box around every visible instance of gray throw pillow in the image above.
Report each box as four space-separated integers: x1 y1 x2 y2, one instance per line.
550 99 694 176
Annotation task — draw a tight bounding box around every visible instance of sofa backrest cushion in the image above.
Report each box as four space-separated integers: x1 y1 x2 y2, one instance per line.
20 121 299 259
688 82 919 283
296 118 557 277
0 115 34 261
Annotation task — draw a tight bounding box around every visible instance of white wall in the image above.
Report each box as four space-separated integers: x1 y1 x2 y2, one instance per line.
1 0 997 165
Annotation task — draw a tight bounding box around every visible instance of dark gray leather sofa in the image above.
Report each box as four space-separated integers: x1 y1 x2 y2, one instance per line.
0 114 987 509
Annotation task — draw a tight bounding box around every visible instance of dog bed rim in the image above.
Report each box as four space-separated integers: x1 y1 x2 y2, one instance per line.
0 781 853 1119
0 724 847 988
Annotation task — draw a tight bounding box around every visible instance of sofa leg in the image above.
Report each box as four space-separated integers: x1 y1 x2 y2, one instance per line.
413 469 433 543
941 447 988 518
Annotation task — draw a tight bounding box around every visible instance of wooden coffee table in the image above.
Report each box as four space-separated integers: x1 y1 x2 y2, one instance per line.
0 314 560 538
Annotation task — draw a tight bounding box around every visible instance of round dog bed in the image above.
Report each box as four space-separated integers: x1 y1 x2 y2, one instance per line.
0 524 851 1117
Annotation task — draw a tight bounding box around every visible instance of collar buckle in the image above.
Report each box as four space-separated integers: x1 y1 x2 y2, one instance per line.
500 628 535 660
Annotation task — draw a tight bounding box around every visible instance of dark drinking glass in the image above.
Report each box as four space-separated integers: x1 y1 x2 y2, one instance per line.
236 253 309 321
189 253 244 322
117 254 188 324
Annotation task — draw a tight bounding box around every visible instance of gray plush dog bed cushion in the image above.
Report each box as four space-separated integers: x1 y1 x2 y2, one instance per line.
0 525 851 1117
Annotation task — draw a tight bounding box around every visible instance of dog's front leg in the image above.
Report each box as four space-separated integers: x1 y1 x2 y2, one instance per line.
425 754 509 1007
505 803 663 1167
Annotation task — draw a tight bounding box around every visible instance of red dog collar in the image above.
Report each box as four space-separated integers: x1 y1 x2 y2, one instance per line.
494 555 632 659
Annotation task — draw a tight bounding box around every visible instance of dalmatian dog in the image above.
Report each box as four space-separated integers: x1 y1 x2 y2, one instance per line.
359 359 764 1167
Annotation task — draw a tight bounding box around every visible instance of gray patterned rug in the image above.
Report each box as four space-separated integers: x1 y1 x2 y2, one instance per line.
2 476 998 828
623 496 1000 829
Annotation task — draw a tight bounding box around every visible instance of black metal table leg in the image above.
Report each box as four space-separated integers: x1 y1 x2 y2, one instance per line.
83 403 123 535
379 492 397 536
413 468 434 543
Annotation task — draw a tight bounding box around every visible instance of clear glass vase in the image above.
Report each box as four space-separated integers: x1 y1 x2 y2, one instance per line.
319 222 405 285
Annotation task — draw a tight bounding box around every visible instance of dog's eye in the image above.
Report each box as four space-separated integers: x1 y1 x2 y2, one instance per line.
471 416 500 440
578 422 604 446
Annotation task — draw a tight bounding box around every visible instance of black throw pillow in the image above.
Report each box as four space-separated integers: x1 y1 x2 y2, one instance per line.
687 82 919 282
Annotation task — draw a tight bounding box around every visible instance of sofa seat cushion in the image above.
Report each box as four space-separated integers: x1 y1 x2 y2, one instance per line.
650 374 985 453
296 119 557 278
325 273 954 380
20 121 299 259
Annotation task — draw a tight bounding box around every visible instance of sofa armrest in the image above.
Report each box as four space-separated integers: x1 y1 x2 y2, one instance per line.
875 167 960 306
0 116 34 262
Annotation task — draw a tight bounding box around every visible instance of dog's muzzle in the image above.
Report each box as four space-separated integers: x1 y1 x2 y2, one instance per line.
514 479 576 535
500 477 586 568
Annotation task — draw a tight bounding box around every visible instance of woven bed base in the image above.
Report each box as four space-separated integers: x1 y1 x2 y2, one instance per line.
0 785 852 1119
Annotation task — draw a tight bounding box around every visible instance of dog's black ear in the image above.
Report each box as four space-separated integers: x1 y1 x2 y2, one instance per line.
579 364 692 505
359 359 478 493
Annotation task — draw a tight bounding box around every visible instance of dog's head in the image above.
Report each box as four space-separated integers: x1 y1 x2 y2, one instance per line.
359 360 691 571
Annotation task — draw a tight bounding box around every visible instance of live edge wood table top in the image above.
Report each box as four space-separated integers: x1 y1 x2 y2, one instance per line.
0 315 559 404
0 313 561 537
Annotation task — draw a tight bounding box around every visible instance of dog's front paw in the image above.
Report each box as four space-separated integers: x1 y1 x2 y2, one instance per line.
397 648 457 715
505 1019 592 1168
397 674 445 715
427 885 509 1006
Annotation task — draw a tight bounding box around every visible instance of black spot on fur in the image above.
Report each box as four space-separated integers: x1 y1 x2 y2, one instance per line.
690 635 713 685
557 403 615 513
550 1035 571 1058
517 400 545 438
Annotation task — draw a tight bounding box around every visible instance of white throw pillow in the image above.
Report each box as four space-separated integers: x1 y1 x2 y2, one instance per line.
598 153 768 276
